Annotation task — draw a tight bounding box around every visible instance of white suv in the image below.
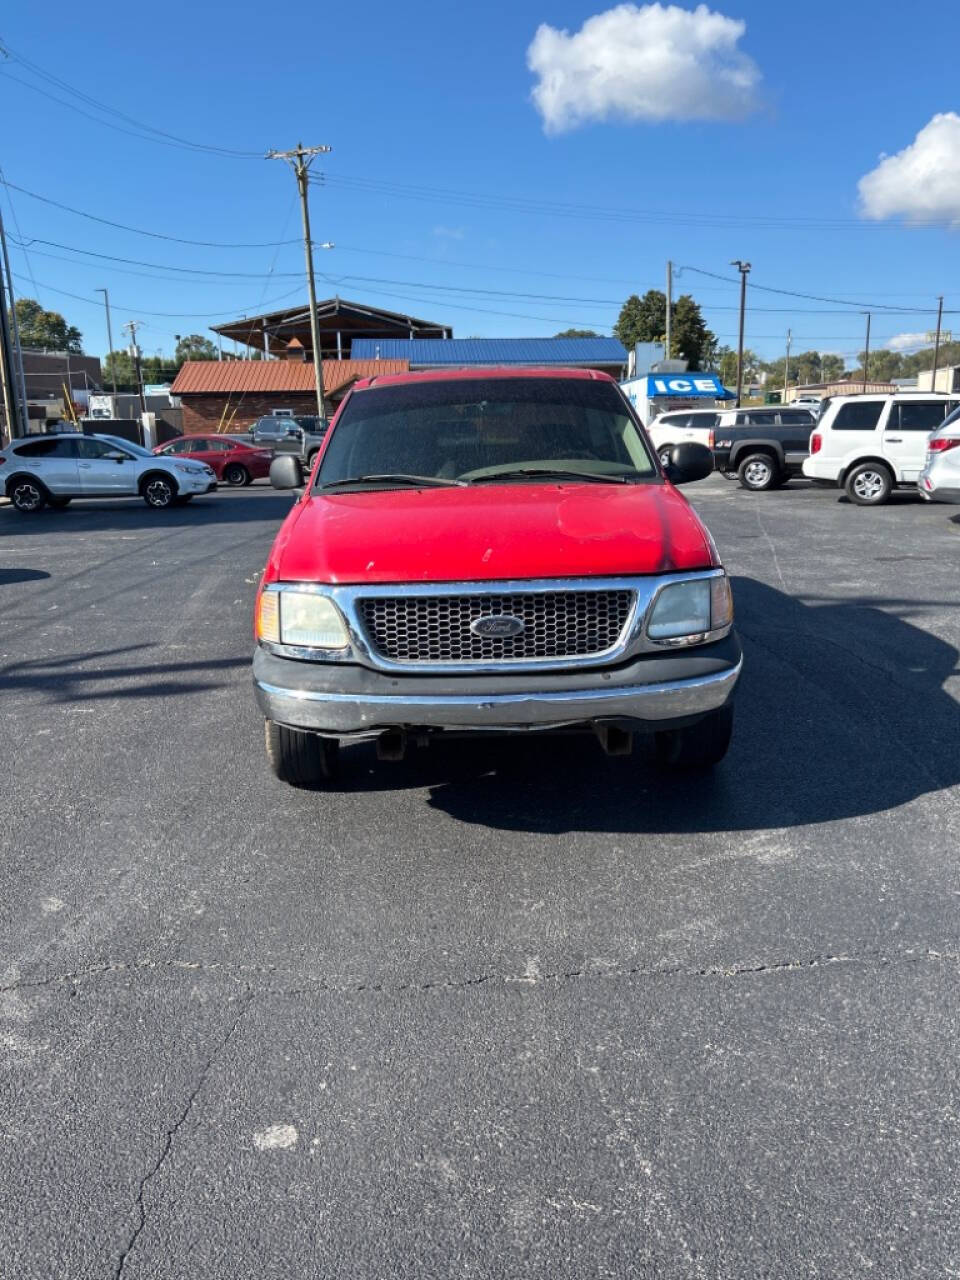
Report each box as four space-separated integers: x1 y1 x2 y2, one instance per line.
645 409 721 466
802 392 960 505
0 432 216 513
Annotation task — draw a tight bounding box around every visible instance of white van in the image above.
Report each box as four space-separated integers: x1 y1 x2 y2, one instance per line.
802 392 960 505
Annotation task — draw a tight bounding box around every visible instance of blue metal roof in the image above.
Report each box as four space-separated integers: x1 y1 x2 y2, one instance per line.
350 337 628 366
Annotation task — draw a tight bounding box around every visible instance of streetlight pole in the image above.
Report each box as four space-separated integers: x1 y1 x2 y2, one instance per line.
783 328 792 405
931 295 944 392
731 260 751 408
95 287 117 396
267 142 332 421
862 313 871 393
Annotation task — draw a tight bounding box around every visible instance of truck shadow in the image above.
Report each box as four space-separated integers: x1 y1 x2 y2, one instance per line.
0 488 293 534
341 576 960 834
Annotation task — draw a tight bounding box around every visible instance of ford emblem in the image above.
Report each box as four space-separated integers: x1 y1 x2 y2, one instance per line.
470 614 525 638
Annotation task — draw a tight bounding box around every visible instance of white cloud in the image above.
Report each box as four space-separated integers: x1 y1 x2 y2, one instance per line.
885 332 932 353
433 225 465 240
526 3 761 134
858 113 960 226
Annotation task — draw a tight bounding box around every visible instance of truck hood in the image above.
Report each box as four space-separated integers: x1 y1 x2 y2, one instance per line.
268 481 717 584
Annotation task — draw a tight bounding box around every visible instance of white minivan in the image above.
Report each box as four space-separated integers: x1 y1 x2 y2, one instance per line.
802 392 960 505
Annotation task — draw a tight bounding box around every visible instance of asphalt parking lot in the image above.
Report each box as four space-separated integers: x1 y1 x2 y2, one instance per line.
2 476 959 1278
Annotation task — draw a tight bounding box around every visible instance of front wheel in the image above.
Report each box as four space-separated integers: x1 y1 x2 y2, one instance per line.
655 703 733 770
657 445 674 468
307 451 321 471
737 453 779 491
9 479 46 513
223 463 249 486
845 462 893 506
264 720 340 787
142 475 176 509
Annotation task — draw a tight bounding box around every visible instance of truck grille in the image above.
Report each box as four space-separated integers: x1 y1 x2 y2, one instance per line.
357 589 634 665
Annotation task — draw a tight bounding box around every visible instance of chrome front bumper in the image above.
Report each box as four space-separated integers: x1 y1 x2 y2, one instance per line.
253 640 742 737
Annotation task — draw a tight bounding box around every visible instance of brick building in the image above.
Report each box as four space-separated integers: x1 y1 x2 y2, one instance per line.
170 358 409 434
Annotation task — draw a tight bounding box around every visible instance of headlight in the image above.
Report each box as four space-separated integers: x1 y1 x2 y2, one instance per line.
174 462 201 474
257 589 349 650
647 574 733 645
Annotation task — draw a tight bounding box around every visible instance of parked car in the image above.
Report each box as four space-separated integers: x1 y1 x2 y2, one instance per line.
253 368 741 787
790 396 822 412
249 415 330 469
710 406 818 490
0 432 216 512
802 392 960 505
646 409 722 466
154 434 273 485
919 404 960 504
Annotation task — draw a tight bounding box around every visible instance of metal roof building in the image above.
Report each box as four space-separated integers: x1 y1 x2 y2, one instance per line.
350 336 628 374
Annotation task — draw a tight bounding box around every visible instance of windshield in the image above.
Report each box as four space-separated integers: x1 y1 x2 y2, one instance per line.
97 435 152 456
315 378 656 489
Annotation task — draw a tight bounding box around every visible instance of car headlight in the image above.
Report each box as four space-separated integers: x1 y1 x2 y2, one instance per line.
647 574 733 645
257 589 349 650
174 462 201 474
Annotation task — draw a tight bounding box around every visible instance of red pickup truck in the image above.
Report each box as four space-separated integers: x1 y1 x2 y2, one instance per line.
253 368 741 786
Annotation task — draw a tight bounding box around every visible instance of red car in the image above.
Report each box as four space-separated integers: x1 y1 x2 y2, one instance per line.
253 368 741 786
153 435 273 486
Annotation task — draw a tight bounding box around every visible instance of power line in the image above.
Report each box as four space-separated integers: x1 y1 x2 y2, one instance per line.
0 178 301 248
0 41 261 159
314 171 960 233
9 271 304 318
677 264 939 314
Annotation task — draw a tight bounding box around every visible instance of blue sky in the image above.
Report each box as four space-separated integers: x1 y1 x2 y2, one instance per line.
3 0 960 367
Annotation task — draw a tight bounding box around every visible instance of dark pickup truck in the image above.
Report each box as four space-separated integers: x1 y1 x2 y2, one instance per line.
711 406 817 491
248 415 330 469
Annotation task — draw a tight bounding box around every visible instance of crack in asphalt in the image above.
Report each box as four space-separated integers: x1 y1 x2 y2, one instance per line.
113 998 250 1280
3 946 959 1002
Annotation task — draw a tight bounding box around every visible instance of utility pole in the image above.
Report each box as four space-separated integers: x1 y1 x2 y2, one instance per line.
783 328 792 405
731 260 751 408
267 142 332 420
0 272 17 443
665 259 673 360
124 320 146 413
931 295 944 392
862 313 871 393
0 206 27 433
95 288 117 395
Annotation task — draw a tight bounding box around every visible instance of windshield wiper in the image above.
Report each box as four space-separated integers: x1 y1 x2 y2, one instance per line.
468 468 630 485
319 473 467 490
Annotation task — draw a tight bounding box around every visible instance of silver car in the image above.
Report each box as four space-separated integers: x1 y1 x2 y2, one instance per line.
0 432 216 513
919 407 960 504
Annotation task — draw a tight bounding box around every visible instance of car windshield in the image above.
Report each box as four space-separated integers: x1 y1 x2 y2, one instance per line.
315 378 657 490
96 435 152 456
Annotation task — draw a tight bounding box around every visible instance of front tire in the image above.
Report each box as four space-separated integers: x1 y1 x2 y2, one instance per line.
845 462 893 506
655 703 734 769
9 479 46 513
264 720 340 787
737 453 779 491
657 445 674 468
223 463 249 486
141 474 176 509
307 451 321 471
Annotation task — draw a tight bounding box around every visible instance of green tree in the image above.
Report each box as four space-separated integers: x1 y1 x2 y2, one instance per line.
821 354 845 382
554 328 600 338
13 298 82 352
175 333 218 362
613 290 716 369
715 344 760 386
855 349 904 382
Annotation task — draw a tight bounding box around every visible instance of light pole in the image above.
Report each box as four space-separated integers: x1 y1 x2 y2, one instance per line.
95 287 117 396
730 260 751 408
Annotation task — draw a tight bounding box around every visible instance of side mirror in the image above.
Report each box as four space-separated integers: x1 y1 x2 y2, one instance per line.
270 454 304 491
105 450 128 461
664 442 713 485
